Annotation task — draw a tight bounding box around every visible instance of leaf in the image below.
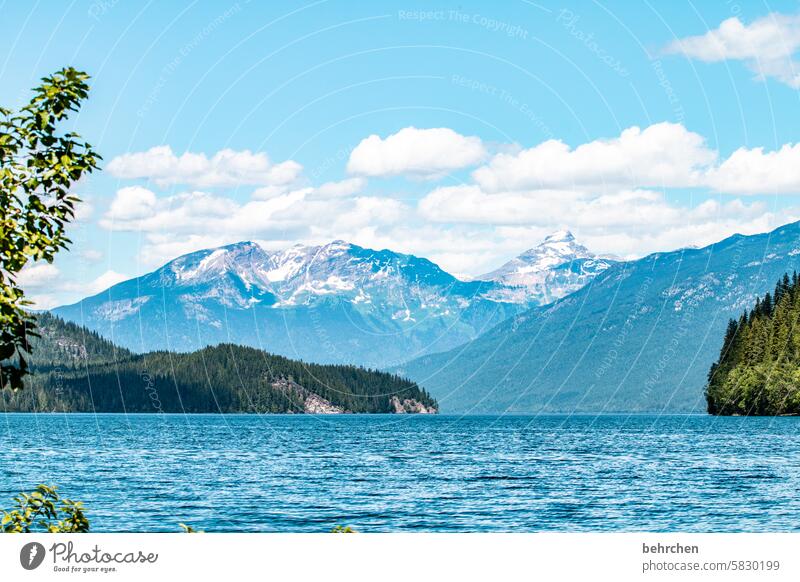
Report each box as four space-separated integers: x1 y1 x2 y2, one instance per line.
0 67 98 393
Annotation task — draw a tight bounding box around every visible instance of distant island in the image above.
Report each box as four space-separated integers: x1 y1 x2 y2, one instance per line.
707 272 800 416
1 314 437 414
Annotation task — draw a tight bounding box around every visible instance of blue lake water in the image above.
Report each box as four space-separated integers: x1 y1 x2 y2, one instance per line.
1 413 799 532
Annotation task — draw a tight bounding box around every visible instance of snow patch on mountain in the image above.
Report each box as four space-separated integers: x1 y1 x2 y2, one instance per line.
94 297 151 321
478 230 616 304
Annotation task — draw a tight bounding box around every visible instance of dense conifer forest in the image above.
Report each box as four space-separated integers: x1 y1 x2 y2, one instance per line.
707 272 800 415
1 313 436 414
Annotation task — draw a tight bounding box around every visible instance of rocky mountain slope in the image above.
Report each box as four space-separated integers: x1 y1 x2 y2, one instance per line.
398 221 800 413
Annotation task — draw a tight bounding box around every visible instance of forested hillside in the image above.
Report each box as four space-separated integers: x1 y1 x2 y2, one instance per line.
707 272 800 415
28 312 132 366
2 315 436 414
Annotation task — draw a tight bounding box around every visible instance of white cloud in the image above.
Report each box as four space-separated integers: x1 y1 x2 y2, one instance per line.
664 13 800 88
347 127 486 178
339 224 508 276
420 185 583 225
80 249 104 263
316 177 367 198
420 185 764 230
100 189 235 232
105 186 157 222
495 213 789 261
251 177 366 201
472 122 716 192
417 181 787 260
107 146 303 188
16 263 129 309
706 143 800 194
26 294 62 310
92 180 798 284
100 185 410 267
73 197 95 222
17 263 60 288
468 122 800 196
327 196 407 231
137 233 234 268
90 124 800 287
83 270 129 294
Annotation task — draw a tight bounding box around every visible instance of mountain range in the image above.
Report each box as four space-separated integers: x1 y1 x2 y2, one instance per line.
51 222 800 414
398 221 800 413
52 232 611 368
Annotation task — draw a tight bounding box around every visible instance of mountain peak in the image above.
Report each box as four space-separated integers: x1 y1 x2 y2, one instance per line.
322 239 352 251
518 230 590 263
223 240 261 252
543 230 575 243
478 229 614 299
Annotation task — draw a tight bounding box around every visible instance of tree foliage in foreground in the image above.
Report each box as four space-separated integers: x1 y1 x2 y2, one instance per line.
1 485 88 533
1 484 203 533
707 271 800 415
0 68 99 390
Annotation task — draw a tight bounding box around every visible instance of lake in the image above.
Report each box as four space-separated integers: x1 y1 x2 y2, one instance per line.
1 413 798 532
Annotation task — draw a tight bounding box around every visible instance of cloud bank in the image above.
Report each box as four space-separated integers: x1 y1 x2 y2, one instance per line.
97 123 800 277
107 146 303 188
664 13 800 88
347 127 487 178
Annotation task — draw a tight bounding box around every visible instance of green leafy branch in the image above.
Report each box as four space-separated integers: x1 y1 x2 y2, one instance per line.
0 67 100 390
1 484 89 533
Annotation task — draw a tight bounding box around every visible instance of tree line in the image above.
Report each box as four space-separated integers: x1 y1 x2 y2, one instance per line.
707 271 800 415
2 313 437 414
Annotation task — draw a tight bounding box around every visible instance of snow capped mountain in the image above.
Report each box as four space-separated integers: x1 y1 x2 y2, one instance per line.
156 239 493 313
478 230 616 304
52 241 512 366
51 235 613 367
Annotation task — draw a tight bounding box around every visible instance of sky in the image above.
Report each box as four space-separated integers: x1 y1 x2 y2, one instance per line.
3 0 800 308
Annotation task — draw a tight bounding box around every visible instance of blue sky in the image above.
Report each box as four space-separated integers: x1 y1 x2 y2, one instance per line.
3 0 800 307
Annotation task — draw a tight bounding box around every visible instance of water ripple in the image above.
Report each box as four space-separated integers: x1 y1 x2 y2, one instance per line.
1 413 799 532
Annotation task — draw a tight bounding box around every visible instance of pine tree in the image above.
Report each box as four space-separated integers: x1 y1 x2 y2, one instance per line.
706 272 800 415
